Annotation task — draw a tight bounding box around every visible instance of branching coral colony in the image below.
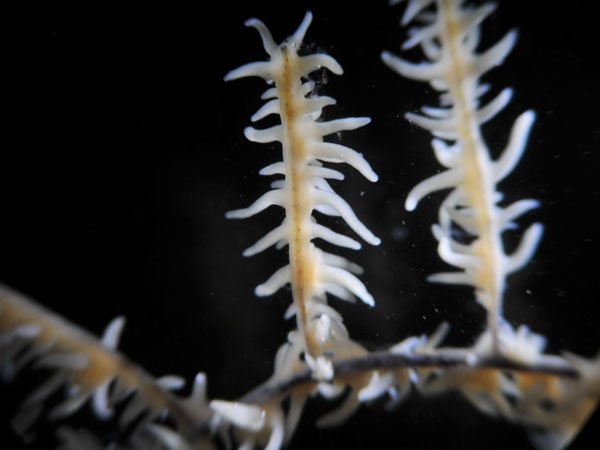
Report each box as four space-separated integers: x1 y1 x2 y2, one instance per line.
0 0 599 449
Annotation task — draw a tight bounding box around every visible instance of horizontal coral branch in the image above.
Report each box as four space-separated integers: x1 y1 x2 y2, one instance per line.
238 349 578 406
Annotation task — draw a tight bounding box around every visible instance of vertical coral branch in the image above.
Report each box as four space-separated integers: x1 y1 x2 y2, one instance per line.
225 12 379 378
382 0 543 348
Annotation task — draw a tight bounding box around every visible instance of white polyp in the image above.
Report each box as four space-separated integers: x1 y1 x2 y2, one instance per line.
385 381 412 411
244 18 278 56
298 54 343 77
259 161 285 176
300 80 315 96
319 265 374 307
476 87 512 124
319 250 363 275
437 237 480 270
261 87 277 99
101 316 125 350
225 189 285 219
431 128 459 140
431 225 471 256
499 199 540 228
315 117 371 136
406 111 456 133
430 222 446 240
306 110 321 121
251 99 280 122
403 23 438 49
314 314 331 344
312 190 380 245
302 96 336 115
438 235 473 256
473 30 517 77
310 301 345 324
290 11 313 47
497 320 547 364
92 378 114 420
319 282 356 303
224 61 272 82
0 323 40 349
441 205 478 234
421 38 442 62
504 223 543 274
390 335 425 354
329 319 351 342
428 271 474 285
244 125 282 143
463 26 481 53
438 92 452 105
310 142 378 182
381 51 446 81
210 400 266 432
493 110 536 181
305 354 334 380
264 408 285 450
243 223 286 257
421 105 452 119
188 372 207 406
311 176 335 193
307 165 345 180
311 223 361 250
405 168 463 211
401 0 435 25
255 265 291 296
157 375 186 391
473 83 491 101
313 202 341 217
463 3 497 32
357 371 396 402
273 342 292 373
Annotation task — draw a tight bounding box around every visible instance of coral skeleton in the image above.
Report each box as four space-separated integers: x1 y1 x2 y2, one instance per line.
1 1 598 450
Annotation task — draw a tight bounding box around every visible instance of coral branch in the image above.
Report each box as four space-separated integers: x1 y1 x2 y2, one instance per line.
383 0 542 347
239 350 578 407
0 283 211 448
225 11 379 376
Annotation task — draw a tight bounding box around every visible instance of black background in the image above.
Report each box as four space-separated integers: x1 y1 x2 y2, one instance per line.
1 0 599 449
